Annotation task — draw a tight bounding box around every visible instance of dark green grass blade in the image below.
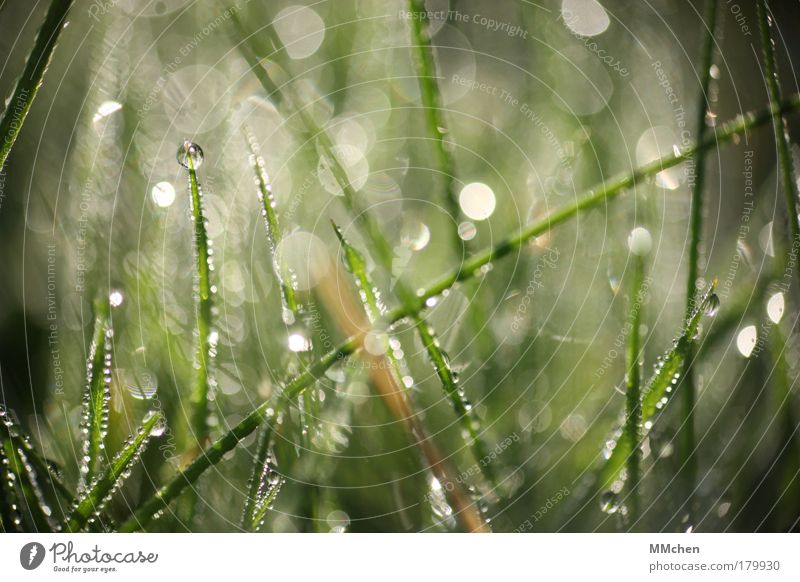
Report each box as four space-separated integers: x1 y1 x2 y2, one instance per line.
0 0 75 171
757 0 800 281
680 0 719 510
63 411 163 532
624 255 646 522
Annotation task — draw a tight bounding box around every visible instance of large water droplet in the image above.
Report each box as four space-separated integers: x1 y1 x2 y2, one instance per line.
458 221 477 241
599 490 620 514
176 141 204 169
704 293 720 317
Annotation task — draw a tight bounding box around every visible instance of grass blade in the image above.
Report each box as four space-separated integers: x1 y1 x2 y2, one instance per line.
0 0 74 172
178 141 216 453
333 221 496 486
241 423 284 531
0 441 22 532
623 248 647 523
245 127 300 322
63 411 163 532
680 0 719 517
177 140 216 524
78 297 112 492
0 407 58 531
120 98 800 531
407 0 462 250
601 282 718 493
757 0 800 279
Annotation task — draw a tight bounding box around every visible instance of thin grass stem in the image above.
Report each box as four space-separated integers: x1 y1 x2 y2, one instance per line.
681 0 719 522
624 254 646 524
757 0 800 280
407 0 462 251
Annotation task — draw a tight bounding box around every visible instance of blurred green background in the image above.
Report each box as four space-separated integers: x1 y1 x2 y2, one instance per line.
1 0 799 532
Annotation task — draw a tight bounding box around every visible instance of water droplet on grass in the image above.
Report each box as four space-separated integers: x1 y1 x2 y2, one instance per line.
458 221 477 241
176 141 204 169
704 293 720 317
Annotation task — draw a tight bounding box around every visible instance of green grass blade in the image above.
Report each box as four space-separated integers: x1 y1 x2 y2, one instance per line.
407 0 462 249
601 282 717 490
78 297 112 492
680 0 719 515
178 140 216 524
0 407 59 532
413 316 496 486
332 221 387 323
242 422 284 531
63 411 163 532
2 437 56 532
624 254 646 522
0 441 21 532
642 282 717 419
0 0 74 172
179 141 215 452
333 221 494 483
757 0 800 277
121 98 799 531
245 127 300 321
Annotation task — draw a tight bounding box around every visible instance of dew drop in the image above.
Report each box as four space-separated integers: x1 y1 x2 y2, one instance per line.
458 221 477 241
176 140 204 169
599 490 619 514
704 293 720 317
